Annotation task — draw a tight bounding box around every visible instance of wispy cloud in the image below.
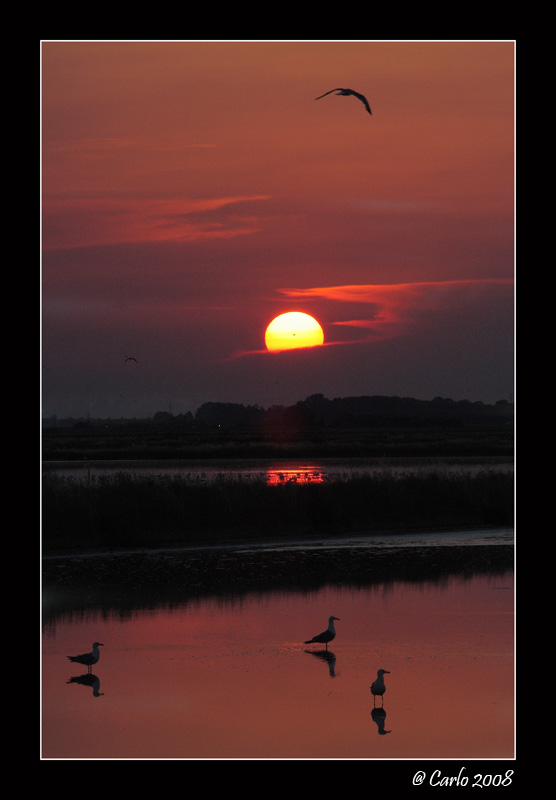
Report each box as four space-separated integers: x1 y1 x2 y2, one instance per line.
44 137 219 157
278 279 514 342
42 195 271 250
224 278 513 361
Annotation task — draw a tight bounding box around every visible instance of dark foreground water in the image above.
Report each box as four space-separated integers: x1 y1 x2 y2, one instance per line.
42 529 514 761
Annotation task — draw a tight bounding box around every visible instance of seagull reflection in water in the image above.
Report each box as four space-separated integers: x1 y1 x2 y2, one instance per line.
66 673 104 697
371 707 391 735
305 648 337 677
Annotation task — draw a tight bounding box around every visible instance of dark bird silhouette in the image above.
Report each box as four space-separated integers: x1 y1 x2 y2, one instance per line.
67 642 104 673
306 649 337 677
304 616 340 650
66 674 104 697
315 88 372 115
371 706 391 735
124 356 137 363
370 668 390 706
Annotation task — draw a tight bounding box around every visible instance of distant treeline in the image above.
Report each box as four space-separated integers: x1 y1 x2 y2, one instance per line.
194 394 513 431
43 393 513 431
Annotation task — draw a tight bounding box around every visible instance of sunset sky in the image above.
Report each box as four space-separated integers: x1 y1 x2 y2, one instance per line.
41 41 515 419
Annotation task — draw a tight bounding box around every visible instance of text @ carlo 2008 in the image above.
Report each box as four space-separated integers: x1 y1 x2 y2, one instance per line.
412 768 514 788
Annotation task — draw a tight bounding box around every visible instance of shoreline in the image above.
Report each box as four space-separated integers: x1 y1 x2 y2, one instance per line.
42 526 514 607
42 524 513 561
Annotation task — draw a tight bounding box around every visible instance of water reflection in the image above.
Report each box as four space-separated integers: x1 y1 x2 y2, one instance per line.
43 456 514 485
266 467 324 485
305 649 337 677
66 673 104 697
42 536 514 631
43 574 514 758
371 707 391 735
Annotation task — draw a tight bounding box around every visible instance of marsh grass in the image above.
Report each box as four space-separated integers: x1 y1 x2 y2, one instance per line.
42 419 514 461
42 469 514 553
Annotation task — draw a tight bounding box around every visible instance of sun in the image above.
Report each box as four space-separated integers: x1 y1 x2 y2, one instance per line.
265 312 324 352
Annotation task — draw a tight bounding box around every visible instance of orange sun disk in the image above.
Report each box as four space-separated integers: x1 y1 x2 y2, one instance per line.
265 312 324 352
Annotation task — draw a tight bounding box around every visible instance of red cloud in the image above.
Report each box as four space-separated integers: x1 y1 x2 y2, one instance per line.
42 195 271 250
278 279 513 342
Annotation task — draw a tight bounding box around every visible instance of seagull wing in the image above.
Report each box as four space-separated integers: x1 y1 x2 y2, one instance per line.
68 651 90 662
315 89 341 100
349 90 372 115
306 627 330 642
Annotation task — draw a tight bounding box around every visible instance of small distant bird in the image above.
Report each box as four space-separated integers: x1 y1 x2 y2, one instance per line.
124 356 137 363
370 668 390 706
304 616 340 650
67 642 104 673
315 88 372 116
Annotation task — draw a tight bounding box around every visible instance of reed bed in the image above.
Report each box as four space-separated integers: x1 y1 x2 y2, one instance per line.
42 468 514 553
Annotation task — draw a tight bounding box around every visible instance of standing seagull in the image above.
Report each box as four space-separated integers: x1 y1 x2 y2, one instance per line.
304 616 340 650
315 88 372 116
370 668 390 706
67 642 104 673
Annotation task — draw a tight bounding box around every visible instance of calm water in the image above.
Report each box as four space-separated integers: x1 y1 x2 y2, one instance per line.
43 456 513 485
42 567 514 759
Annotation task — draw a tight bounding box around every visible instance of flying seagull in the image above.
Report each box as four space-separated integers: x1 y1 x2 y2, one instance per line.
124 356 137 363
370 668 390 706
67 642 104 673
315 88 372 116
304 616 340 650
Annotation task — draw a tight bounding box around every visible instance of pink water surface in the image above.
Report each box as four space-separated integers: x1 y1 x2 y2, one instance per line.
42 573 514 759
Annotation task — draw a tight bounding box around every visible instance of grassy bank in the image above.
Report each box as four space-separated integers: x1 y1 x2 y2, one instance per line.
42 469 514 554
42 424 514 461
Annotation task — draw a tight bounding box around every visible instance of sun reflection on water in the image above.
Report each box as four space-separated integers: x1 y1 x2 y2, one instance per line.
266 466 325 485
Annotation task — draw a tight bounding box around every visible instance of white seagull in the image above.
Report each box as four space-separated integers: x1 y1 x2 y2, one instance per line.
370 668 390 706
315 88 372 116
304 616 340 650
67 642 104 673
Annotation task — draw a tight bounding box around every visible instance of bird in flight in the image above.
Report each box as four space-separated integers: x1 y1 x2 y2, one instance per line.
124 356 137 363
315 88 372 116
